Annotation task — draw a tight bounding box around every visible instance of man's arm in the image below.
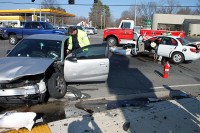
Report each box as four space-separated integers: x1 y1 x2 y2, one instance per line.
68 36 73 50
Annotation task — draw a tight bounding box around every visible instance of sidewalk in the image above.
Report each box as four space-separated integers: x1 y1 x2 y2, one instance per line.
48 97 200 133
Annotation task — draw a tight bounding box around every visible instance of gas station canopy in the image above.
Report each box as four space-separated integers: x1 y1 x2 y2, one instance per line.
0 8 75 26
0 9 75 17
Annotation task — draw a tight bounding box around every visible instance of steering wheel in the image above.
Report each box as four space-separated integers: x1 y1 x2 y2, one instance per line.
47 51 59 60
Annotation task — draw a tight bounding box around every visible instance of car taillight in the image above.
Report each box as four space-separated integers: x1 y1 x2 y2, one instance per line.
190 48 197 53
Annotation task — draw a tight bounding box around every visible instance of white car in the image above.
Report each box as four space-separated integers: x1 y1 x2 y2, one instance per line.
142 35 200 64
85 27 94 35
0 34 109 103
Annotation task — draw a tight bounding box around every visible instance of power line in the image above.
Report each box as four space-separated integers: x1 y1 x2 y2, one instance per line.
0 2 199 7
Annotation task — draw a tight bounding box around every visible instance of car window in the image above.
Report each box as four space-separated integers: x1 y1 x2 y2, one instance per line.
40 22 54 29
161 37 177 46
24 22 32 29
8 39 62 60
171 38 178 45
32 22 41 29
177 38 190 45
155 37 162 44
73 44 107 60
121 22 131 29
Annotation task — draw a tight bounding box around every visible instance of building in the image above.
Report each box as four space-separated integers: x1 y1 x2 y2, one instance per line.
0 9 75 27
152 14 200 35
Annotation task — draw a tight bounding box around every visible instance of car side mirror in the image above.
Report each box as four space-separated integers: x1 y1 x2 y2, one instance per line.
67 53 77 61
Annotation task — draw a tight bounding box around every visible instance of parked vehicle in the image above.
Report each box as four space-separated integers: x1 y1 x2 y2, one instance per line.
131 35 200 64
0 34 109 103
103 19 185 47
85 27 94 35
0 28 3 39
70 25 85 31
58 26 68 34
89 27 98 34
1 21 67 45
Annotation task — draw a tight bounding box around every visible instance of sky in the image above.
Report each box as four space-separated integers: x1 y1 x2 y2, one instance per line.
0 0 199 19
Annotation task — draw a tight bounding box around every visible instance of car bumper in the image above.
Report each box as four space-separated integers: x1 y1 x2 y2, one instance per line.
185 52 200 61
0 33 7 39
0 80 46 97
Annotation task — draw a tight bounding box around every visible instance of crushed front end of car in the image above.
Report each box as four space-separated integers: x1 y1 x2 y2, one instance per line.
0 57 54 103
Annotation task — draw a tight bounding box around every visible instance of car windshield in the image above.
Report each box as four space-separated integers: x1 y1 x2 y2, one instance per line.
177 38 190 45
40 22 54 29
7 39 62 60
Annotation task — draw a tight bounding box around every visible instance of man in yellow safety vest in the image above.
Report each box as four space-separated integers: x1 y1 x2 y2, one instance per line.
67 26 90 53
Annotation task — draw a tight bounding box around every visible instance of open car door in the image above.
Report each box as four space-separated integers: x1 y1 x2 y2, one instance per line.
64 44 109 82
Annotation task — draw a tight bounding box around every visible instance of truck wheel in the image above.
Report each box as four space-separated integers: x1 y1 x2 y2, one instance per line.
107 37 117 47
171 52 184 64
48 72 67 99
9 35 18 45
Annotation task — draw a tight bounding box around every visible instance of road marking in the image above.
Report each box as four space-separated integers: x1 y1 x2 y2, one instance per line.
152 84 200 89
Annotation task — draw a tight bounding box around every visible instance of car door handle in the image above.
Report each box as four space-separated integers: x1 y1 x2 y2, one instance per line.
100 63 105 66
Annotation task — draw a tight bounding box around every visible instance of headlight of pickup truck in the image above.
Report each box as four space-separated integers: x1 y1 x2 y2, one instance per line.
3 30 6 33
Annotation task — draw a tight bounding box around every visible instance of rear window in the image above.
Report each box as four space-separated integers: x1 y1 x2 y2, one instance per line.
177 38 190 45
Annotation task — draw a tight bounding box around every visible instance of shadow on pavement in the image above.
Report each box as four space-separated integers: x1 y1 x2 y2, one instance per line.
104 52 200 132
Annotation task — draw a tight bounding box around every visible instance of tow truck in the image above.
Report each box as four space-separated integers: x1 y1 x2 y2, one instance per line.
103 19 185 46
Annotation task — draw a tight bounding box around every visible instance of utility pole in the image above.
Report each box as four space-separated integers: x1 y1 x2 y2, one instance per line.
103 9 105 29
134 0 137 26
40 0 41 21
101 15 103 30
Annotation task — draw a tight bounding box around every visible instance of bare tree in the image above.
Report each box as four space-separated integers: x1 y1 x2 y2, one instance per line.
193 0 200 14
157 0 180 14
137 2 158 20
177 7 192 15
41 0 58 9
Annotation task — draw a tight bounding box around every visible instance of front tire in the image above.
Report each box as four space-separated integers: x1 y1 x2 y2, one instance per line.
9 35 18 45
171 52 184 64
48 72 67 99
107 37 117 47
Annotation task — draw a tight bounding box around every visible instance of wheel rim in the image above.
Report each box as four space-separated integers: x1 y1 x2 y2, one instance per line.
55 76 65 94
10 37 15 44
108 39 115 46
173 54 182 63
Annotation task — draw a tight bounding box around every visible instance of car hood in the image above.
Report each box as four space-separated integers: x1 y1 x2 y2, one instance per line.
0 57 54 83
53 29 67 35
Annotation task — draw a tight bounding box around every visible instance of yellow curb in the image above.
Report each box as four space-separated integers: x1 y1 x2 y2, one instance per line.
5 124 51 133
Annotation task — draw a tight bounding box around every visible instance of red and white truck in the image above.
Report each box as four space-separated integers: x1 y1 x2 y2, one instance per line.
103 20 185 46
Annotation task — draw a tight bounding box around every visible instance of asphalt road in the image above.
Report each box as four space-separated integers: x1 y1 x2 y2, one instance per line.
74 32 200 100
0 32 200 100
1 31 200 124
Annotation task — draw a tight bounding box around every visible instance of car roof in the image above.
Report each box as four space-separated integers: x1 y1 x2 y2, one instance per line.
148 35 181 39
25 34 69 41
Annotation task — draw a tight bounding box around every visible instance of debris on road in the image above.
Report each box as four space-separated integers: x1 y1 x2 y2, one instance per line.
109 46 131 56
123 121 130 131
0 112 36 130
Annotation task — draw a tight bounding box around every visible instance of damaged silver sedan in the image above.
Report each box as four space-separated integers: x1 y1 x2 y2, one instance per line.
0 34 109 103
